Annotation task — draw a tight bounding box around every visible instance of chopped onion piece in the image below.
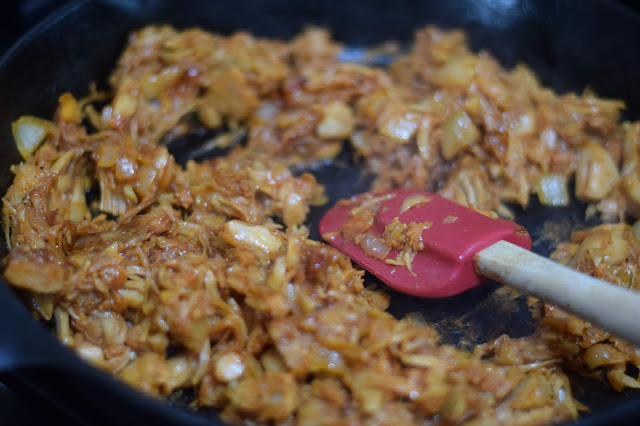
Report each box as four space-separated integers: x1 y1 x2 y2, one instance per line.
12 116 53 160
359 230 391 259
443 215 458 224
583 343 627 369
316 102 354 139
607 368 640 392
223 220 283 254
112 93 137 119
537 173 570 206
575 142 620 202
400 194 431 213
430 55 478 88
379 111 419 143
58 93 82 123
215 352 245 382
440 109 479 160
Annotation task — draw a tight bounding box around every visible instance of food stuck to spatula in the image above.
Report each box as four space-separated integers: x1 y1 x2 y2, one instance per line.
320 188 640 347
320 188 532 297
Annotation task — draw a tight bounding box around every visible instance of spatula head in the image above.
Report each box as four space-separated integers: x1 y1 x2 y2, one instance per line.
319 188 532 297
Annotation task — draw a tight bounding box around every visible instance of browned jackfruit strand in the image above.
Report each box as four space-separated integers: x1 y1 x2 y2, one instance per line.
4 24 640 425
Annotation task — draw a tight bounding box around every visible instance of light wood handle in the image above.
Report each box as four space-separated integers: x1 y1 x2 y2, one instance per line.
475 240 640 347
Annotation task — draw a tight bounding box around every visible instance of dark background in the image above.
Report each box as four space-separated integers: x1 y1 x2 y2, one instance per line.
1 0 639 54
0 0 639 424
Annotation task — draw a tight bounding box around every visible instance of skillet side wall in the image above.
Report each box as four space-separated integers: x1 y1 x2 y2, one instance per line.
0 0 639 424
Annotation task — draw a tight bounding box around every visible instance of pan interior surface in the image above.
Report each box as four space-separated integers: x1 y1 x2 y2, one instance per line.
0 0 639 424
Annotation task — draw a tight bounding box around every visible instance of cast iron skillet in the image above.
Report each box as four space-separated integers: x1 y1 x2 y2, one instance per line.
1 0 640 424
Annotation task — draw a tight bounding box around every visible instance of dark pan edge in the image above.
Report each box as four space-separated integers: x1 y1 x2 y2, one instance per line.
0 0 639 425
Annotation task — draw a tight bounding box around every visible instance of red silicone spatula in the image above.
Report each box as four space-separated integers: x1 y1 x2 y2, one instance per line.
319 188 640 346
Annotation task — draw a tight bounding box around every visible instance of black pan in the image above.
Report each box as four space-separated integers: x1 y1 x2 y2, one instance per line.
1 0 639 424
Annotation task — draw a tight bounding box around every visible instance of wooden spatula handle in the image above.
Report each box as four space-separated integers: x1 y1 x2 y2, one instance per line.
475 240 640 347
